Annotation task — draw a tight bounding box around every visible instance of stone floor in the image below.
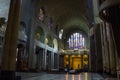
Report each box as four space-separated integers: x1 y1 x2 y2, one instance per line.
16 72 117 80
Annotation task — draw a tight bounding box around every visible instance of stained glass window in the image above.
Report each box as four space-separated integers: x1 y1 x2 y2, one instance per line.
68 33 85 49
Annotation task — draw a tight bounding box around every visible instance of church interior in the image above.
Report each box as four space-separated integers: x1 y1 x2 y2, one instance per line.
0 0 120 80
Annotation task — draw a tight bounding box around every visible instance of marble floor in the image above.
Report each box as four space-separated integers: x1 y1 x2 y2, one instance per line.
17 72 107 80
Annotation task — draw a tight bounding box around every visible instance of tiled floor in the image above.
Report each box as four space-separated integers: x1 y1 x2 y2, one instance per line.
17 72 106 80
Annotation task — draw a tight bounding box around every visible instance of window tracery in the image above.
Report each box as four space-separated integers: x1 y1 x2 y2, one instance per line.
68 33 85 49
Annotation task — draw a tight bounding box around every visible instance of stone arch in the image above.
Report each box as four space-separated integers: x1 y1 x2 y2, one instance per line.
19 21 27 41
0 17 7 33
45 34 52 47
53 38 58 51
35 26 45 43
0 17 6 27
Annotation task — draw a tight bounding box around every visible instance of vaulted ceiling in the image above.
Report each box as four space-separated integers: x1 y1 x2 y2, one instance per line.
36 0 89 37
0 0 90 48
0 0 90 38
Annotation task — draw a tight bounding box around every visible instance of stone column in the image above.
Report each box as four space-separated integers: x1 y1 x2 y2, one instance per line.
51 52 54 69
0 0 21 80
103 23 110 73
102 23 106 72
81 54 83 69
56 54 59 69
100 22 105 73
68 55 70 69
106 23 116 74
42 49 45 70
109 24 118 74
43 49 47 70
94 26 98 72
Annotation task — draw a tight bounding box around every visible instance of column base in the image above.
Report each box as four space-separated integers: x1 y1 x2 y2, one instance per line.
0 70 20 80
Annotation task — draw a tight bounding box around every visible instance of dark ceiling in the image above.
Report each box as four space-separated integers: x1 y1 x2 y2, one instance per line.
36 0 89 37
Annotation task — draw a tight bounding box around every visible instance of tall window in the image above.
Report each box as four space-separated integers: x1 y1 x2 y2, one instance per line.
59 29 63 39
67 33 85 49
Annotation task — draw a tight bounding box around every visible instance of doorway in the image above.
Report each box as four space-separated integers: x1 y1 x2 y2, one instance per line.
72 57 82 70
16 44 24 71
35 46 43 71
46 50 51 71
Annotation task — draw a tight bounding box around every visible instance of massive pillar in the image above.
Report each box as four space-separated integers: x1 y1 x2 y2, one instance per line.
0 0 21 80
99 0 120 77
90 31 96 72
94 24 103 73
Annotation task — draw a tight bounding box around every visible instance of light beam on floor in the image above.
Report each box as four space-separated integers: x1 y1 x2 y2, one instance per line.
78 74 81 80
85 72 88 80
72 75 74 80
65 72 68 80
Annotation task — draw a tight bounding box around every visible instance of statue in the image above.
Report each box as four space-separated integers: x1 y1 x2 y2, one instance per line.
38 7 45 22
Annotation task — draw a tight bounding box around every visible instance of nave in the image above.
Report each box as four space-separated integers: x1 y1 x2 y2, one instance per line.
16 72 117 80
